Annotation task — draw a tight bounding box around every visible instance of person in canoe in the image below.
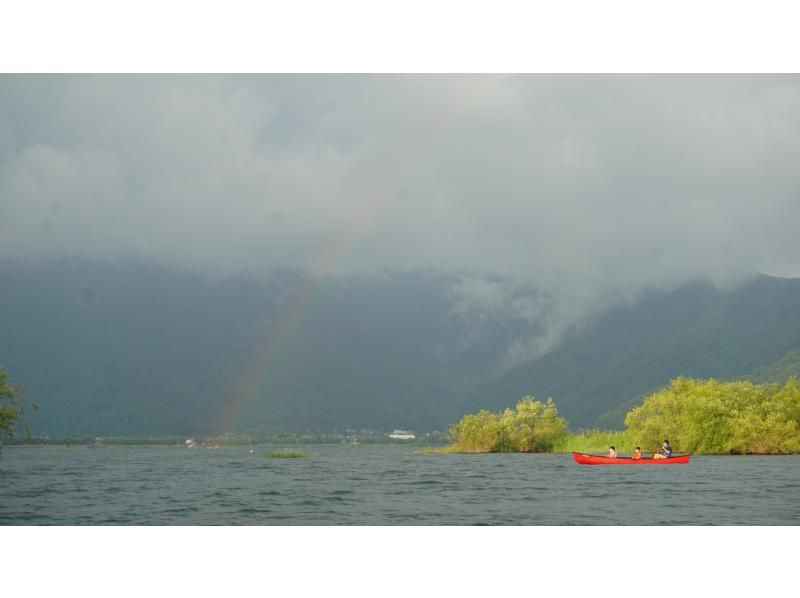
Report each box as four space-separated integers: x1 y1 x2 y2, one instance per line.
653 439 672 459
608 446 617 458
633 446 642 460
662 439 672 457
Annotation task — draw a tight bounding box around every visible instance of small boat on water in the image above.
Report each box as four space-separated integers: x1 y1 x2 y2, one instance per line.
573 452 691 465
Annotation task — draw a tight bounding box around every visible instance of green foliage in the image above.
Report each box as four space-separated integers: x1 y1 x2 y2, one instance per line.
415 446 460 454
263 450 308 459
448 396 568 453
1 368 36 448
625 377 800 454
447 377 800 456
549 430 633 454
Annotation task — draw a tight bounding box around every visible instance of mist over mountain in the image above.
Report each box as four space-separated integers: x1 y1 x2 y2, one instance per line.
2 259 798 435
472 274 800 428
3 76 800 369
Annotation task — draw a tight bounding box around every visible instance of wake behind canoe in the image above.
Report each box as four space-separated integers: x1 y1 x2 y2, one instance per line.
572 452 691 465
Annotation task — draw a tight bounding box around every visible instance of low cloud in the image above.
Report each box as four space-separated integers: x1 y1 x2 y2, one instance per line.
1 75 798 363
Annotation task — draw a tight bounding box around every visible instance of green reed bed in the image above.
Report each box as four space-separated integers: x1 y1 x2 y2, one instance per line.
416 446 460 455
419 431 635 455
263 450 308 459
550 430 634 454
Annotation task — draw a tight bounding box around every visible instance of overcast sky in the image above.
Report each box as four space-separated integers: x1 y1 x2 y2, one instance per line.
1 75 799 356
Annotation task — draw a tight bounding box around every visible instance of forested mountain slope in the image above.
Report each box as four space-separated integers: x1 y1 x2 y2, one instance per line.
2 259 798 434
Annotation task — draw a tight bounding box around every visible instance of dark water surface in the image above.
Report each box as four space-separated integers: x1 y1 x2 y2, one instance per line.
2 445 799 525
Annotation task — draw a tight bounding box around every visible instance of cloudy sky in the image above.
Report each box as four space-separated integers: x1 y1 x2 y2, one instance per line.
1 75 799 353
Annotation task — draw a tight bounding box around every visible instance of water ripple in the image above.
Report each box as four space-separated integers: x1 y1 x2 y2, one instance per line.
2 447 800 525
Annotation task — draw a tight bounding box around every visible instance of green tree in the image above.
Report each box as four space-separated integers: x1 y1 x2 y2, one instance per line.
448 396 568 453
726 411 800 454
625 377 800 454
1 368 35 449
506 396 567 452
448 409 503 452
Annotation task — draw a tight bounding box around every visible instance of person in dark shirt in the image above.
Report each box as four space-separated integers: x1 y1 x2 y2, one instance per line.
661 439 672 458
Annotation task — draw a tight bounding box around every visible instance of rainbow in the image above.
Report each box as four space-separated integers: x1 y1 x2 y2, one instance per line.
212 190 385 435
212 104 466 434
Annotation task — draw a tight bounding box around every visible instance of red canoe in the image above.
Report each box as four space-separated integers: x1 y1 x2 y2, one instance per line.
572 452 691 465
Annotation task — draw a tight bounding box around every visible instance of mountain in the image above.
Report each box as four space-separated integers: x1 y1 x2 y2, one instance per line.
0 259 521 435
472 276 800 428
1 259 799 435
748 348 800 384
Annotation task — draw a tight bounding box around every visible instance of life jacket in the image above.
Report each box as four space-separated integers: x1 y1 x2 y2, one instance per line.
633 450 641 460
663 444 672 457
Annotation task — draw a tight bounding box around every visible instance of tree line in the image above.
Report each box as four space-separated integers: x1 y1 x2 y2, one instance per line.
625 377 800 454
448 377 800 454
4 366 799 455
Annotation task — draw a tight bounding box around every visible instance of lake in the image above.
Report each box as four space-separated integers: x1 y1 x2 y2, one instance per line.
2 445 799 525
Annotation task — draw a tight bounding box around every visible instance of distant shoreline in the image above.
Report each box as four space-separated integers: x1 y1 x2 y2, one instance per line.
3 440 438 449
6 444 799 457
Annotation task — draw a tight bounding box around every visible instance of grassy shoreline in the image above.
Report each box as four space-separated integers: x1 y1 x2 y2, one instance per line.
417 431 632 455
441 378 800 455
420 429 800 455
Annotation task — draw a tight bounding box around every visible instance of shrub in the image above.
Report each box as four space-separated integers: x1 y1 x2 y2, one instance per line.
448 396 567 453
625 377 800 454
264 450 308 459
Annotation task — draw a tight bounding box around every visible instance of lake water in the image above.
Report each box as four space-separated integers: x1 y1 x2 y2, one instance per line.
2 445 799 525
